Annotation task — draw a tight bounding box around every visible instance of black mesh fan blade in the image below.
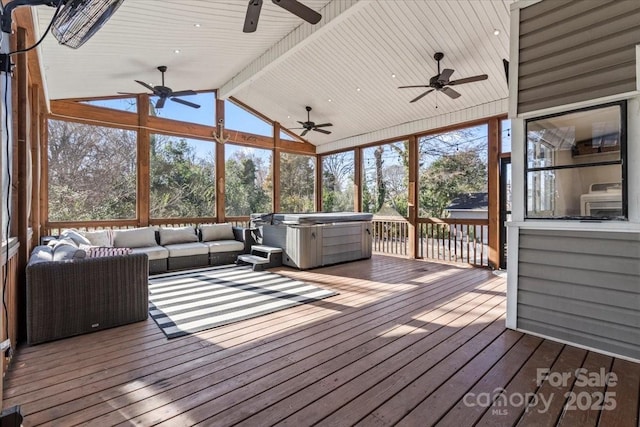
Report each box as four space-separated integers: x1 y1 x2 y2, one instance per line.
244 0 263 33
410 89 434 103
441 86 461 99
300 128 310 137
399 85 430 89
273 0 321 24
313 128 331 134
155 96 167 109
135 80 156 93
448 74 488 85
503 59 509 85
314 123 332 128
171 97 201 109
438 68 454 83
170 90 197 97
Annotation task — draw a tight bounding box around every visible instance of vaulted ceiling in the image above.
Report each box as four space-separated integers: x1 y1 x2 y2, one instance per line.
33 0 512 152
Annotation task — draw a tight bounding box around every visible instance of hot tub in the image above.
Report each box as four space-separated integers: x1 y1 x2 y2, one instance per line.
251 212 373 269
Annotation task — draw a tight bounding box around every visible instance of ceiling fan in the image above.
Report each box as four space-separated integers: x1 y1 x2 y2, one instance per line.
291 106 333 137
131 66 200 109
399 52 488 103
244 0 322 33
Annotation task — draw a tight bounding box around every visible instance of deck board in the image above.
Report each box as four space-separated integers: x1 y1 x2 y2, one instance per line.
2 255 638 427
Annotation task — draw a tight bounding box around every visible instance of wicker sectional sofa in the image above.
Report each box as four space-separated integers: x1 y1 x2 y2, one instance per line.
25 223 251 344
26 250 149 345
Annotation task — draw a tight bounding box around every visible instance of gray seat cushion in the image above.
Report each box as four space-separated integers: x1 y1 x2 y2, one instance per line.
164 242 209 257
131 246 169 261
203 240 245 253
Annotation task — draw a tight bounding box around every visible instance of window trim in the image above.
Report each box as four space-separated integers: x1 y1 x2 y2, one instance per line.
524 100 627 221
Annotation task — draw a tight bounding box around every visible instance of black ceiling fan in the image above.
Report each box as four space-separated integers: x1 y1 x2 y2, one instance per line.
132 66 200 109
399 52 488 103
244 0 321 33
291 106 332 137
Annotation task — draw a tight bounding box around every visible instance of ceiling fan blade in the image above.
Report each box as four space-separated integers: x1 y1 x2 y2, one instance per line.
171 97 201 109
314 123 332 128
243 0 262 33
441 86 461 99
155 96 167 109
313 128 331 134
438 68 454 83
117 91 138 95
503 59 509 85
272 0 321 24
448 74 488 85
398 85 430 89
135 80 155 92
410 89 434 103
170 90 197 97
296 121 307 126
300 128 310 137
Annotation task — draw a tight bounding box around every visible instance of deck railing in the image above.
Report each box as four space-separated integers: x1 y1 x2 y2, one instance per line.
371 216 489 267
417 218 489 267
43 217 252 237
371 216 409 256
45 215 488 267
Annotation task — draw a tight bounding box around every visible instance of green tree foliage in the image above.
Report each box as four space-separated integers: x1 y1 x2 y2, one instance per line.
362 142 408 216
321 151 354 212
48 120 136 221
225 150 271 216
149 135 216 218
279 152 315 212
419 150 487 217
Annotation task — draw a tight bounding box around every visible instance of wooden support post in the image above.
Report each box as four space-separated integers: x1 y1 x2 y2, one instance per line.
137 94 150 227
39 111 48 235
407 135 418 259
273 132 281 213
30 85 40 247
216 99 225 222
354 148 361 212
316 150 322 212
488 117 500 269
16 27 28 340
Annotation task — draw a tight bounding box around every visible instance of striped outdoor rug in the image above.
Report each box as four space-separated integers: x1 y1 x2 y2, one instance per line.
148 264 338 339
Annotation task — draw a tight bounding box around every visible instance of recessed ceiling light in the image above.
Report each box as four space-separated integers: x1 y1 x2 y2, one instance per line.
287 115 290 119
391 73 396 78
493 29 500 36
356 87 361 92
174 49 181 54
328 98 332 102
194 23 201 28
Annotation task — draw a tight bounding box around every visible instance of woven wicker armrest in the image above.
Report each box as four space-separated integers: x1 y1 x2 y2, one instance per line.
26 253 149 345
232 226 254 254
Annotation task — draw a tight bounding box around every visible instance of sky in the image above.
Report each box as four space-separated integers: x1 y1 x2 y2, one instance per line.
84 93 294 140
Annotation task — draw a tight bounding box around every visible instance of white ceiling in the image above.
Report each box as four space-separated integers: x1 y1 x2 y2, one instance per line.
33 0 512 152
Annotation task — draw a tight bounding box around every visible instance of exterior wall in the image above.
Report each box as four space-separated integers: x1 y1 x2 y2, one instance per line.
517 229 640 360
507 0 640 361
517 0 640 114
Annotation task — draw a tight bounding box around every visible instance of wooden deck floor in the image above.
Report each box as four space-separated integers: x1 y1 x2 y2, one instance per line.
3 255 639 426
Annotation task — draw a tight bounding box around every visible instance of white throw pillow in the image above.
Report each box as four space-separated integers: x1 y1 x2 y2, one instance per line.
52 242 86 261
81 230 113 247
200 223 234 242
59 229 91 246
159 226 198 245
113 227 158 248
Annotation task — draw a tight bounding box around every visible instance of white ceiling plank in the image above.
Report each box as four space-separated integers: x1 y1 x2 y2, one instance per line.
33 0 512 146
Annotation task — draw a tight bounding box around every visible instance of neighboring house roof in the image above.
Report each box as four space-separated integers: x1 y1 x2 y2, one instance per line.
446 192 488 210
